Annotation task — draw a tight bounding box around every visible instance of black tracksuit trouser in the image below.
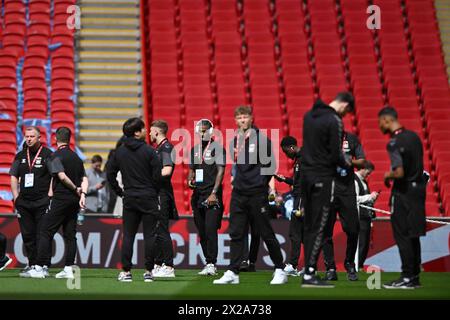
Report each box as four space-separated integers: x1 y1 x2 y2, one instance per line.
287 192 304 268
122 195 160 272
36 198 79 267
15 196 49 266
241 212 261 264
391 186 426 278
152 194 174 267
192 193 223 265
301 174 334 275
228 190 284 273
322 192 360 270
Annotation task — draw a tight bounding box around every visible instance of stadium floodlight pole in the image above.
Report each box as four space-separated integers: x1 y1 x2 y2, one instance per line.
359 204 450 225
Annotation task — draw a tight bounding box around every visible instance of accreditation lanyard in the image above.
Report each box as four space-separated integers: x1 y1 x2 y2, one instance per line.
234 130 251 162
156 138 168 151
392 127 404 137
199 140 212 165
27 145 43 173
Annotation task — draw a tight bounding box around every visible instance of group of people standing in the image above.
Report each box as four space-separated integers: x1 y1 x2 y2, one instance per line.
0 92 427 290
0 126 87 279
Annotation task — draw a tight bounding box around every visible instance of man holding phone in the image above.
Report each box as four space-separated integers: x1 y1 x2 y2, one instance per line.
85 155 109 213
354 161 379 269
322 131 366 282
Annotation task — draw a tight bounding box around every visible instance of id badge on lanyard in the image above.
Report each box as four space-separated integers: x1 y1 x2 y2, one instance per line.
195 169 204 183
24 173 34 188
25 145 43 188
196 141 211 183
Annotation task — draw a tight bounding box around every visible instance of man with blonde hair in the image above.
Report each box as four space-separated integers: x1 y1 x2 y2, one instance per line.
214 106 287 285
10 126 53 277
149 120 178 278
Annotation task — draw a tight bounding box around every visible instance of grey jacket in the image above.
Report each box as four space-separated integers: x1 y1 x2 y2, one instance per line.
86 168 109 213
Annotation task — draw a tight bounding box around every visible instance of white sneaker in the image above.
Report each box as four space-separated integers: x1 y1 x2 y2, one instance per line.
213 270 239 284
198 264 217 276
118 271 132 282
151 264 162 277
29 265 45 279
43 266 50 278
19 265 33 278
284 264 299 277
55 266 74 279
270 268 288 285
153 265 175 278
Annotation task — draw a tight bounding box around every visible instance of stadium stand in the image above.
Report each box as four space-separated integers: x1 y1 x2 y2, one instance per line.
0 0 77 212
0 0 448 217
141 0 449 217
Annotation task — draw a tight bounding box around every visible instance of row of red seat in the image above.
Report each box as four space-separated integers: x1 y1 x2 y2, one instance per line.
143 0 447 215
0 0 77 212
403 0 450 215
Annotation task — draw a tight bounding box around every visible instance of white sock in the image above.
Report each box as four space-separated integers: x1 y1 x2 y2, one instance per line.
64 266 73 273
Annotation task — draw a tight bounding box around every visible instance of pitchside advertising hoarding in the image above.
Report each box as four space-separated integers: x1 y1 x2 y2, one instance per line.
0 216 449 271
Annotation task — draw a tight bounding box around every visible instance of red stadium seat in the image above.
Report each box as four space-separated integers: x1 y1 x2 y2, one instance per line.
0 200 14 213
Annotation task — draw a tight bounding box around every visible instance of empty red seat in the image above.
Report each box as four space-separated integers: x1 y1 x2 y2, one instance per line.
0 200 14 213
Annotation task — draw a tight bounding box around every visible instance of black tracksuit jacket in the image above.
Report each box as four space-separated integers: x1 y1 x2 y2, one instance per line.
107 137 161 198
301 99 347 177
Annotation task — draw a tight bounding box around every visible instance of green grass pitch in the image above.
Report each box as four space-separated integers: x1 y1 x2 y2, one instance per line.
1 269 449 300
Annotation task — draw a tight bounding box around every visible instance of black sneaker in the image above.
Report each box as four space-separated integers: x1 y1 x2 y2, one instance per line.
0 255 13 271
143 272 154 283
302 274 335 288
324 269 338 281
346 267 358 281
248 263 256 272
411 276 421 288
383 277 415 289
239 260 249 272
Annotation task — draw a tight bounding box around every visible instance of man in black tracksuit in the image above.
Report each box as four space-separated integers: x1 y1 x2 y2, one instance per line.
149 120 178 278
322 131 366 281
31 127 88 279
354 161 379 269
213 106 287 285
107 118 162 282
378 107 427 289
274 136 304 276
10 126 52 276
300 92 354 288
188 119 225 276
